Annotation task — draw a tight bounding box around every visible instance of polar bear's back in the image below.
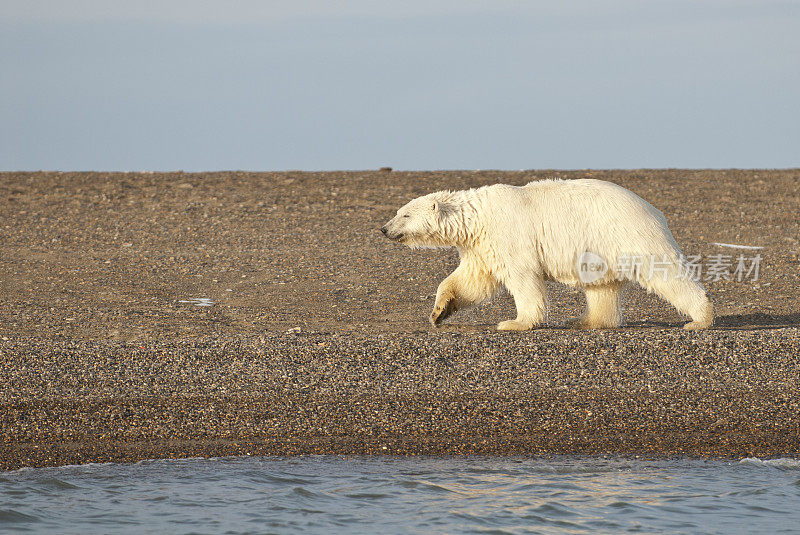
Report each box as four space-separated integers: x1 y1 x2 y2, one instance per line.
524 179 668 231
477 179 684 284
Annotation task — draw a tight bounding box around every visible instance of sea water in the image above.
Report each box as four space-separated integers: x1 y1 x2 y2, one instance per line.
2 456 799 534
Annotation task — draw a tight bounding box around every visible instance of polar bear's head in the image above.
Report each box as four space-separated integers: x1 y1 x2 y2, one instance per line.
381 191 465 248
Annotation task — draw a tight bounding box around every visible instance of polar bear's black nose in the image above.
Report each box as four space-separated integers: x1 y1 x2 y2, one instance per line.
380 226 388 235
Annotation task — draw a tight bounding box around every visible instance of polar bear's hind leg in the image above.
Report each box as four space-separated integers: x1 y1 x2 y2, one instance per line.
646 276 714 330
566 282 624 329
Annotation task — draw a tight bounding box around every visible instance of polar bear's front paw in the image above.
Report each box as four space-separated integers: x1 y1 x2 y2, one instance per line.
497 319 534 331
429 300 455 327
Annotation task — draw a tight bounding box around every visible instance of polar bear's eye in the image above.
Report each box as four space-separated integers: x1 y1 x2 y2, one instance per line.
402 214 410 218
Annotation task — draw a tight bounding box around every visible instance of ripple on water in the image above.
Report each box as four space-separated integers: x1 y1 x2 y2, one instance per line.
36 477 81 490
739 457 800 470
398 479 461 494
0 508 39 523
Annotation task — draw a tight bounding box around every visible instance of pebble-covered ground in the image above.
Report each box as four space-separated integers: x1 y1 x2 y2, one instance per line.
1 170 798 469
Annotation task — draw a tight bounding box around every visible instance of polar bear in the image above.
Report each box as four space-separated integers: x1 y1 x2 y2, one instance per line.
380 179 714 330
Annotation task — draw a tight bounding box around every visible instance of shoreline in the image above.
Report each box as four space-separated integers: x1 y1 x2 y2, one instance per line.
1 170 799 469
2 328 799 470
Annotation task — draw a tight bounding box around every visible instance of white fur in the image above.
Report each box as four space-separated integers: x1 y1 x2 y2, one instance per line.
381 179 714 330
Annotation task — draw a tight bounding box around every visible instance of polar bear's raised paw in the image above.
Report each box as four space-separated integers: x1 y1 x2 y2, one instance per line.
429 299 455 327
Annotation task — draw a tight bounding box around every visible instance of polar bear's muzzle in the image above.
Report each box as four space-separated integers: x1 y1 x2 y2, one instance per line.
380 224 404 241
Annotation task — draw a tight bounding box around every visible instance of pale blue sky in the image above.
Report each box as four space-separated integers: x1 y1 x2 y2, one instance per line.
2 1 798 171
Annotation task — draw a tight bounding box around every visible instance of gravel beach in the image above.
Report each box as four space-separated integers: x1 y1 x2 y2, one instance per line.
1 169 799 470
